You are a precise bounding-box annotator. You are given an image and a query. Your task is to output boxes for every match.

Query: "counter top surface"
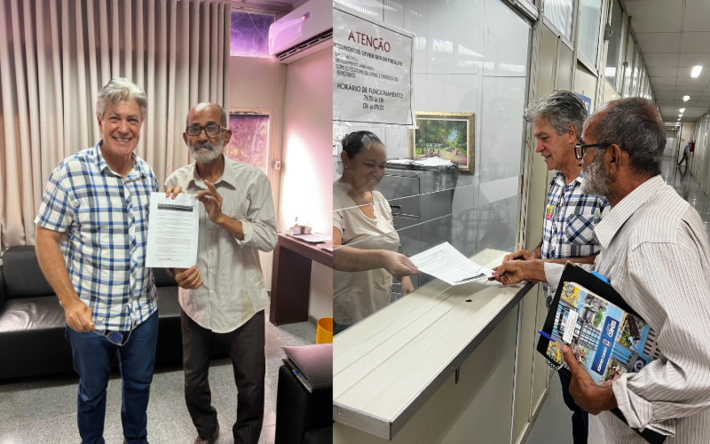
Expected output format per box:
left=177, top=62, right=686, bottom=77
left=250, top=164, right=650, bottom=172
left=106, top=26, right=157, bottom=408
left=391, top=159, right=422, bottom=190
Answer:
left=333, top=249, right=531, bottom=439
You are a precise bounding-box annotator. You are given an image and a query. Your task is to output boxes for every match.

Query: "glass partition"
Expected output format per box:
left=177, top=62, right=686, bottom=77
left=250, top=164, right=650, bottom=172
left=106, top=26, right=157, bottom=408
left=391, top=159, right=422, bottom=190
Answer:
left=622, top=33, right=635, bottom=97
left=639, top=68, right=647, bottom=99
left=333, top=0, right=530, bottom=203
left=577, top=0, right=603, bottom=67
left=544, top=0, right=575, bottom=42
left=230, top=11, right=275, bottom=57
left=604, top=0, right=623, bottom=88
left=630, top=46, right=641, bottom=97
left=333, top=0, right=531, bottom=334
left=333, top=195, right=520, bottom=332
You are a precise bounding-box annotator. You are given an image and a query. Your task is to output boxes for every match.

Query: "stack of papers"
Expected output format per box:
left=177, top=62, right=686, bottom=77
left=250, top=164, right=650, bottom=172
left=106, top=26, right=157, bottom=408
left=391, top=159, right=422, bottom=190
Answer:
left=386, top=159, right=415, bottom=165
left=386, top=158, right=455, bottom=168
left=288, top=233, right=331, bottom=244
left=411, top=157, right=454, bottom=167
left=410, top=242, right=493, bottom=286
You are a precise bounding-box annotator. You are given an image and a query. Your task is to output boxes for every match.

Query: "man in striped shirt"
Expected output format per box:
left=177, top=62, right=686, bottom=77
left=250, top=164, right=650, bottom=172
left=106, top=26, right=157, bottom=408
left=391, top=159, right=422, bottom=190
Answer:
left=165, top=103, right=277, bottom=444
left=494, top=98, right=710, bottom=443
left=505, top=90, right=610, bottom=444
left=35, top=79, right=163, bottom=444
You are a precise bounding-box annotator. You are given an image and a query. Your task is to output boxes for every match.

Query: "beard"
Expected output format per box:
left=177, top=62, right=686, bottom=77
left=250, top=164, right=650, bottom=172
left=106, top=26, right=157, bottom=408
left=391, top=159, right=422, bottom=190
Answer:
left=189, top=137, right=224, bottom=164
left=581, top=149, right=611, bottom=197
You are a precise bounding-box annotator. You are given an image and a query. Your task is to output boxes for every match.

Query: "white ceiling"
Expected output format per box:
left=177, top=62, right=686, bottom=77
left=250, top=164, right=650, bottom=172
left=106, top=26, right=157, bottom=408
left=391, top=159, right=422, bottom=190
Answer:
left=624, top=0, right=710, bottom=125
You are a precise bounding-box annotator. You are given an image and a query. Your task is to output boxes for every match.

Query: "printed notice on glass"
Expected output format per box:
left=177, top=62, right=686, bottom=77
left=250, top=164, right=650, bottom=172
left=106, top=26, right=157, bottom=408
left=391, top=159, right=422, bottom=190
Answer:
left=410, top=242, right=493, bottom=286
left=333, top=3, right=416, bottom=127
left=146, top=193, right=199, bottom=269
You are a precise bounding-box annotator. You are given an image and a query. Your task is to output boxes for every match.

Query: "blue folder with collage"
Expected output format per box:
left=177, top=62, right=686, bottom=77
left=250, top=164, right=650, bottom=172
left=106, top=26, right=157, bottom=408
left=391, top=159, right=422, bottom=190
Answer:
left=537, top=262, right=666, bottom=444
left=544, top=280, right=659, bottom=386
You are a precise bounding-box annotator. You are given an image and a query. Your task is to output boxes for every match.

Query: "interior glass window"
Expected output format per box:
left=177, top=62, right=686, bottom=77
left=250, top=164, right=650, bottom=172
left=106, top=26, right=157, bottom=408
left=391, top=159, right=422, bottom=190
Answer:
left=230, top=11, right=275, bottom=58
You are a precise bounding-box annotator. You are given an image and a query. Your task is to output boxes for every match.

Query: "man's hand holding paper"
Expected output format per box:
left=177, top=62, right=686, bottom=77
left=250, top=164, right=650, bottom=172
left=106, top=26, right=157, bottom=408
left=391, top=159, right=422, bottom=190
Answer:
left=490, top=260, right=546, bottom=285
left=174, top=266, right=204, bottom=290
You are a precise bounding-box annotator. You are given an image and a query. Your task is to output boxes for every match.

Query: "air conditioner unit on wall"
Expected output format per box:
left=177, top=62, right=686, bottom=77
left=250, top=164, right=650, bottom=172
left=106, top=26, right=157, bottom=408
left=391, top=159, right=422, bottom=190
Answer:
left=268, top=0, right=332, bottom=64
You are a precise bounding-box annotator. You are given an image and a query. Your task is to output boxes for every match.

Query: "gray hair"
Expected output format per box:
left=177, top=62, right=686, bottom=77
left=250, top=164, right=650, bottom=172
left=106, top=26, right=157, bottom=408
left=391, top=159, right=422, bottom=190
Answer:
left=589, top=97, right=665, bottom=178
left=524, top=90, right=587, bottom=138
left=95, top=78, right=148, bottom=121
left=186, top=103, right=228, bottom=128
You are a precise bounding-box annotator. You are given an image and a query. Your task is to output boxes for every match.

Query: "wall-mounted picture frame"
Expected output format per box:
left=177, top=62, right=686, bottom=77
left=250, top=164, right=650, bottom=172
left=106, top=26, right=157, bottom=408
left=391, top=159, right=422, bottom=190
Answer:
left=409, top=112, right=475, bottom=173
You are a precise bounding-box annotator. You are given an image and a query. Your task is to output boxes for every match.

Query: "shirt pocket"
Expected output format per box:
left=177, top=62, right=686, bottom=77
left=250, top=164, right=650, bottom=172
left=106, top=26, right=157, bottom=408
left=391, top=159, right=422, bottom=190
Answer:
left=221, top=192, right=247, bottom=221
left=564, top=210, right=598, bottom=245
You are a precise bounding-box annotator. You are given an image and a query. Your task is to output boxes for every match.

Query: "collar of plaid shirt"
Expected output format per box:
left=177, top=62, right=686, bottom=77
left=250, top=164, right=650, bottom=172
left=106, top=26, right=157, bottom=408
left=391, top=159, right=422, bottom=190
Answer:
left=542, top=170, right=605, bottom=260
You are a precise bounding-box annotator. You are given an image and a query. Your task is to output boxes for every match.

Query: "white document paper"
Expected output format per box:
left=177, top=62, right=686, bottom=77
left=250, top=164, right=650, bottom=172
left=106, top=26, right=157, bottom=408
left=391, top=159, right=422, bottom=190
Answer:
left=409, top=242, right=493, bottom=286
left=145, top=192, right=199, bottom=268
left=563, top=310, right=578, bottom=344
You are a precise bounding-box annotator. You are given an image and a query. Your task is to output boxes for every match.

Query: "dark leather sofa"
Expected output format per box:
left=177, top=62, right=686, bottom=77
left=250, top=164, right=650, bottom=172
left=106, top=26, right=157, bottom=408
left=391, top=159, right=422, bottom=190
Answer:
left=0, top=245, right=223, bottom=380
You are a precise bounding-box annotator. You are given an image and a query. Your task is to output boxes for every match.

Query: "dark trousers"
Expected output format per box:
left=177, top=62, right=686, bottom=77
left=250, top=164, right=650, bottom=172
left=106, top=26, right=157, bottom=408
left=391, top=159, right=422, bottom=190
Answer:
left=181, top=309, right=265, bottom=444
left=679, top=153, right=688, bottom=166
left=559, top=372, right=589, bottom=444
left=66, top=311, right=158, bottom=444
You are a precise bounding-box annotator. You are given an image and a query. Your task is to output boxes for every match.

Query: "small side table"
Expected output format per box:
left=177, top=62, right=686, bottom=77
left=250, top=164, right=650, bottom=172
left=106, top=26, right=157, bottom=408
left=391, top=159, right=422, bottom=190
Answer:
left=270, top=233, right=333, bottom=326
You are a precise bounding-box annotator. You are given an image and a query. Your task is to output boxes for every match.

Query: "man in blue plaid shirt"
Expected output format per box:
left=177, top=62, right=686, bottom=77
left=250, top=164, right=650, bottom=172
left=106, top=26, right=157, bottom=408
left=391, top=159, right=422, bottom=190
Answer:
left=34, top=79, right=175, bottom=444
left=495, top=91, right=610, bottom=444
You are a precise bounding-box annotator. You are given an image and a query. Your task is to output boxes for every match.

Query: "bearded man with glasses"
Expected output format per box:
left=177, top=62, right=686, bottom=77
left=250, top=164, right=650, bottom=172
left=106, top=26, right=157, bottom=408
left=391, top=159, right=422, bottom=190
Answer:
left=165, top=103, right=277, bottom=444
left=491, top=90, right=610, bottom=444
left=493, top=97, right=710, bottom=444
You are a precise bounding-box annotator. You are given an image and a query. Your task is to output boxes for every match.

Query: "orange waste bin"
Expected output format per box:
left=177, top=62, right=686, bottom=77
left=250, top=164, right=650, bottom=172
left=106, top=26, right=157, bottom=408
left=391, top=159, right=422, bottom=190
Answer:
left=316, top=317, right=333, bottom=344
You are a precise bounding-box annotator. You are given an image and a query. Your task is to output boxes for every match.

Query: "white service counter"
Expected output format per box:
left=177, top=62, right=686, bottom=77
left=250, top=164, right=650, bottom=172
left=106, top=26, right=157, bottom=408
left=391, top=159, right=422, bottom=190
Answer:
left=333, top=249, right=534, bottom=442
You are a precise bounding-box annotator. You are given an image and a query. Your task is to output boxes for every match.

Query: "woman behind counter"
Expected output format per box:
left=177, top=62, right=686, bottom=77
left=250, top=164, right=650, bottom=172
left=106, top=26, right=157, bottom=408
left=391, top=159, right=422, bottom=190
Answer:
left=333, top=131, right=420, bottom=334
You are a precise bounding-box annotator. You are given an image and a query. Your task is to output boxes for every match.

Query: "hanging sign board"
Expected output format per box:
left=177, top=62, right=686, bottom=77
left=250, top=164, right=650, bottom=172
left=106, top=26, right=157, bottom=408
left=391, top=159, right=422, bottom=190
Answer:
left=333, top=4, right=416, bottom=127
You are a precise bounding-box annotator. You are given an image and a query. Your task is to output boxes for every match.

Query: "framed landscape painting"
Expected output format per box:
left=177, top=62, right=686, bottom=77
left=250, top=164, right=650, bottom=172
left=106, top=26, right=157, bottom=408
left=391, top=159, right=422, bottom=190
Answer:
left=410, top=112, right=475, bottom=173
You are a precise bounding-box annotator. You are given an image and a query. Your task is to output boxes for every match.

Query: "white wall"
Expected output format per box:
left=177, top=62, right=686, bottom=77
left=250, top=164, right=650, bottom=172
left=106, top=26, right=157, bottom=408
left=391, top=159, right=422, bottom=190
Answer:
left=281, top=46, right=334, bottom=319
left=678, top=123, right=693, bottom=172
left=310, top=262, right=334, bottom=321
left=229, top=47, right=333, bottom=321
left=281, top=47, right=333, bottom=234
left=665, top=137, right=676, bottom=157
left=691, top=115, right=709, bottom=190
left=229, top=54, right=288, bottom=291
left=230, top=56, right=282, bottom=109
left=574, top=65, right=598, bottom=111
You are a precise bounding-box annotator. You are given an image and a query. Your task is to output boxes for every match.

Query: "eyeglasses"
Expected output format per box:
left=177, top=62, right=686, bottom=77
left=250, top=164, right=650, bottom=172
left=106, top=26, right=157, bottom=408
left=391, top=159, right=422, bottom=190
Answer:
left=573, top=142, right=629, bottom=160
left=93, top=318, right=134, bottom=346
left=185, top=124, right=226, bottom=137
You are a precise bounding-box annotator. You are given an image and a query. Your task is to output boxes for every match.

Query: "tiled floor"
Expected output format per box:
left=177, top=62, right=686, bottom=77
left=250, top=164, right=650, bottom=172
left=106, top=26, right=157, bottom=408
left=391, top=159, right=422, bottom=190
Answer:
left=0, top=307, right=317, bottom=444
left=524, top=374, right=573, bottom=444
left=524, top=155, right=710, bottom=444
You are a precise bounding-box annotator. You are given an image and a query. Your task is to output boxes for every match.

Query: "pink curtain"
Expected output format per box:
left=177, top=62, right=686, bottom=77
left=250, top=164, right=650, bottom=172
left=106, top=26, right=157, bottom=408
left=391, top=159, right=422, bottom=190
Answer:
left=0, top=0, right=231, bottom=261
